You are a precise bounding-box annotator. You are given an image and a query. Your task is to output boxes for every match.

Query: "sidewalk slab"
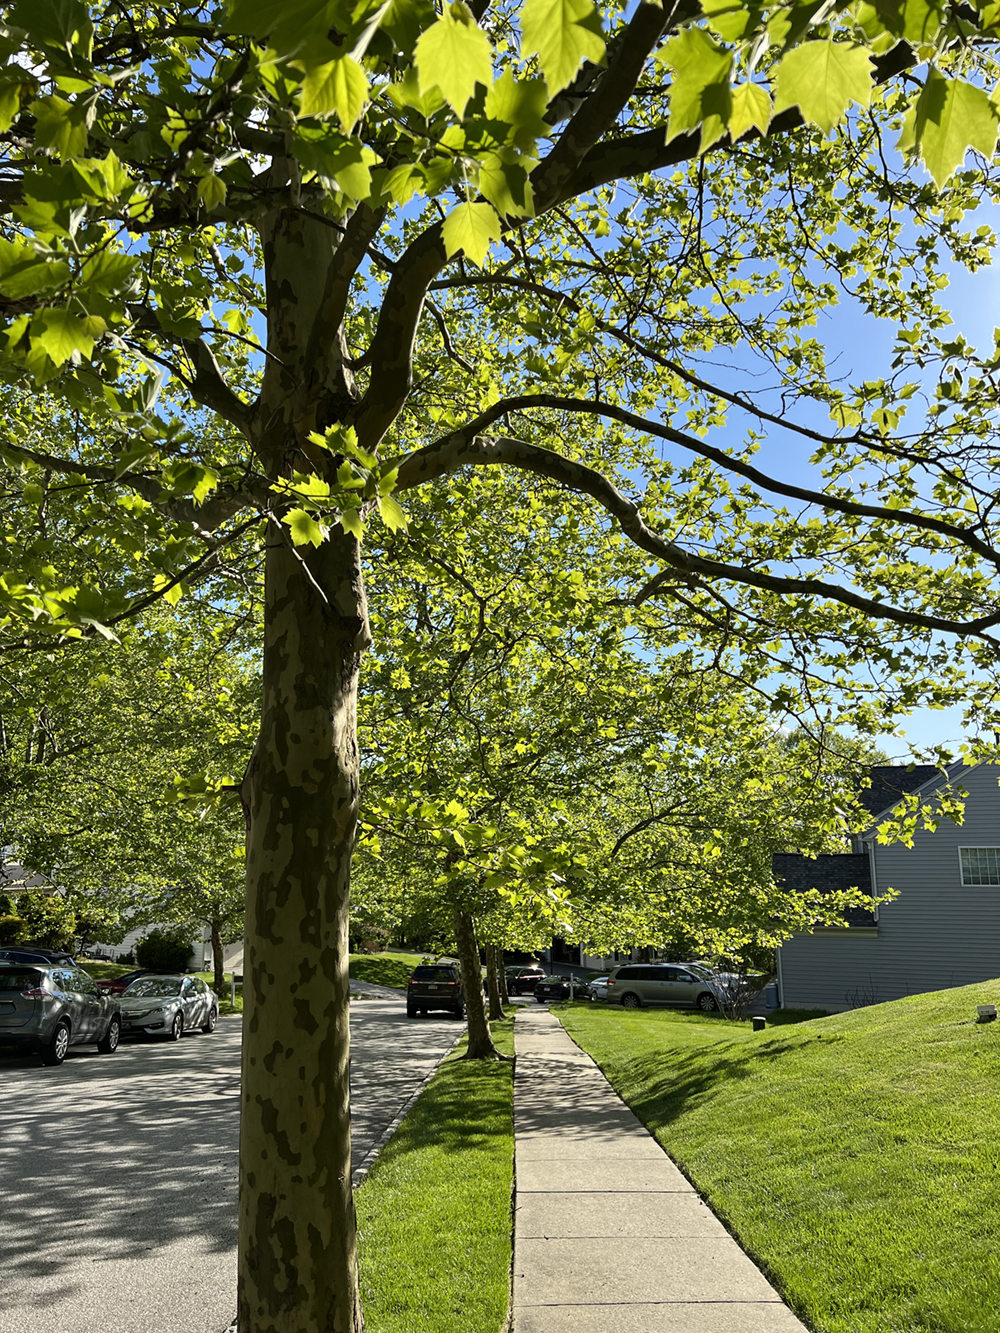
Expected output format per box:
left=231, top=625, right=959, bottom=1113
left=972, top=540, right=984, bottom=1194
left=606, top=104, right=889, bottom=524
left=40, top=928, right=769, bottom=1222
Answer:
left=512, top=1008, right=808, bottom=1333
left=515, top=1191, right=730, bottom=1239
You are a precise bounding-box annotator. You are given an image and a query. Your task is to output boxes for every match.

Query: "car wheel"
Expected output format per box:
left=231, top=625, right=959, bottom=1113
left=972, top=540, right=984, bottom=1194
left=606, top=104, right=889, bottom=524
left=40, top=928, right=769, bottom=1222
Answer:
left=620, top=992, right=641, bottom=1009
left=201, top=1008, right=218, bottom=1034
left=696, top=992, right=719, bottom=1012
left=97, top=1017, right=121, bottom=1054
left=168, top=1012, right=184, bottom=1041
left=406, top=1003, right=417, bottom=1018
left=42, top=1020, right=71, bottom=1066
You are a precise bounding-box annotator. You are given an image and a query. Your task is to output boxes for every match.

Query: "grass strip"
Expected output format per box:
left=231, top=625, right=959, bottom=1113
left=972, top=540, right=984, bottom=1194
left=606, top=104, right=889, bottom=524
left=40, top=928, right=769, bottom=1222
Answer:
left=350, top=950, right=429, bottom=989
left=357, top=1018, right=514, bottom=1333
left=560, top=986, right=1000, bottom=1333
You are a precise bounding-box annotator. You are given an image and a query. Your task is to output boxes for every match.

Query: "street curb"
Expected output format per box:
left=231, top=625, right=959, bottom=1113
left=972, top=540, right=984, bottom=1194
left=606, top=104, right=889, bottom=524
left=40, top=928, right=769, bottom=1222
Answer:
left=351, top=1026, right=463, bottom=1188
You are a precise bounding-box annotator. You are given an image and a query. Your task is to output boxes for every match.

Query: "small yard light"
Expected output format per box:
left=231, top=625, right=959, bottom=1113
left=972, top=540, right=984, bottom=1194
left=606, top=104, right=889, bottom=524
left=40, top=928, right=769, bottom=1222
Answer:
left=976, top=1004, right=997, bottom=1023
left=752, top=1016, right=767, bottom=1033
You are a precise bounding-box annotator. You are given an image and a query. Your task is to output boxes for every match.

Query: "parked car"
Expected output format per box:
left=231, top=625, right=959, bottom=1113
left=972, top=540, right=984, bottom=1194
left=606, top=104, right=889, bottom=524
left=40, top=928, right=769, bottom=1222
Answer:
left=0, top=946, right=75, bottom=966
left=0, top=961, right=121, bottom=1065
left=118, top=974, right=219, bottom=1040
left=606, top=963, right=721, bottom=1011
left=95, top=969, right=156, bottom=995
left=505, top=963, right=546, bottom=995
left=533, top=975, right=588, bottom=1003
left=587, top=976, right=610, bottom=1002
left=406, top=963, right=465, bottom=1018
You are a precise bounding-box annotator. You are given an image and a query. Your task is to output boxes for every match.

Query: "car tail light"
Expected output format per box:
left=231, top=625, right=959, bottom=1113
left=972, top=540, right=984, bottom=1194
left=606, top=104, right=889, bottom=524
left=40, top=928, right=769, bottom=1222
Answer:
left=607, top=980, right=616, bottom=987
left=20, top=987, right=46, bottom=999
left=407, top=980, right=417, bottom=987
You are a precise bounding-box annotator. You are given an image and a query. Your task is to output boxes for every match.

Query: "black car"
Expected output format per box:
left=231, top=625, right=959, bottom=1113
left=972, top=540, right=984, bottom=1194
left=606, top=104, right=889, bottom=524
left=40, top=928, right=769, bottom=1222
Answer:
left=406, top=963, right=465, bottom=1018
left=0, top=946, right=76, bottom=966
left=505, top=964, right=546, bottom=995
left=533, top=975, right=587, bottom=1003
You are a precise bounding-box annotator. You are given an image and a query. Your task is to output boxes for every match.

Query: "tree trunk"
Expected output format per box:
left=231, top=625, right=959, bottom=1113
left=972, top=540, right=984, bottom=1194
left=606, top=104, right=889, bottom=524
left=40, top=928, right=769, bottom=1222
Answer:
left=485, top=942, right=503, bottom=1021
left=453, top=905, right=500, bottom=1059
left=238, top=529, right=369, bottom=1333
left=499, top=952, right=510, bottom=1006
left=211, top=917, right=225, bottom=996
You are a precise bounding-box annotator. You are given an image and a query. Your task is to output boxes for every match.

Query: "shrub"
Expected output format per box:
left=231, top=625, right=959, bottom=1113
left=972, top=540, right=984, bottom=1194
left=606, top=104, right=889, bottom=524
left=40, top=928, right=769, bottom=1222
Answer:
left=0, top=914, right=27, bottom=944
left=136, top=926, right=194, bottom=973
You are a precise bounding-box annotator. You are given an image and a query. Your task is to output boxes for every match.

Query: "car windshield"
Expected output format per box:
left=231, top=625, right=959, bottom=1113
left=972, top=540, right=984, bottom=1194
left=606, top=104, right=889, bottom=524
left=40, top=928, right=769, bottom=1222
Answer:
left=412, top=966, right=455, bottom=981
left=123, top=977, right=183, bottom=997
left=0, top=968, right=42, bottom=991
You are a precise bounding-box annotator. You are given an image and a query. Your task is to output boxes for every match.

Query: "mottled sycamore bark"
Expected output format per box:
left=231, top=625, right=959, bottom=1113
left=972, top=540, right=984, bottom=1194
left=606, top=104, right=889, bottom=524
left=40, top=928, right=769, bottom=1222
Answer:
left=486, top=943, right=503, bottom=1021
left=499, top=956, right=510, bottom=1006
left=211, top=917, right=225, bottom=996
left=238, top=525, right=369, bottom=1332
left=453, top=906, right=501, bottom=1059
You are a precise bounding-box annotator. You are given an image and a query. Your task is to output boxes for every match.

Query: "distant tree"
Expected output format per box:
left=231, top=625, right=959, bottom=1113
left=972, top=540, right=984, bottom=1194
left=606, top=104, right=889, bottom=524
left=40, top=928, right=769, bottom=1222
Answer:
left=136, top=925, right=194, bottom=973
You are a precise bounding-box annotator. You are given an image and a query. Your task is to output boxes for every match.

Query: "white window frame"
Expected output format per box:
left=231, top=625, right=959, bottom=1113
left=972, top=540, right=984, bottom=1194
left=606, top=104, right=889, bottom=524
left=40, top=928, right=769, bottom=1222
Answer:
left=958, top=846, right=1000, bottom=887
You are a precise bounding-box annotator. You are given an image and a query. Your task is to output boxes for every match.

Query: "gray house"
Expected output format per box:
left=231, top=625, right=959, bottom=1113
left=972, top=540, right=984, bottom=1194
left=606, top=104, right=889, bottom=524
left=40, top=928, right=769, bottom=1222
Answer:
left=776, top=760, right=1000, bottom=1012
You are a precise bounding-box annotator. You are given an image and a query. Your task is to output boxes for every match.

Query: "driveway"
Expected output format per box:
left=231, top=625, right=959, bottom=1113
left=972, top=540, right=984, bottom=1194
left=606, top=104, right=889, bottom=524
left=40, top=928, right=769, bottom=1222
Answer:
left=0, top=1000, right=461, bottom=1333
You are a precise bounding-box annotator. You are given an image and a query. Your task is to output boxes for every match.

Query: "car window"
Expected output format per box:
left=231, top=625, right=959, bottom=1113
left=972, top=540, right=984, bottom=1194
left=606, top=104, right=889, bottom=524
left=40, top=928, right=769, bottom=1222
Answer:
left=124, top=977, right=184, bottom=997
left=616, top=966, right=638, bottom=979
left=0, top=968, right=42, bottom=991
left=674, top=971, right=696, bottom=983
left=74, top=970, right=100, bottom=996
left=193, top=977, right=207, bottom=993
left=411, top=966, right=456, bottom=981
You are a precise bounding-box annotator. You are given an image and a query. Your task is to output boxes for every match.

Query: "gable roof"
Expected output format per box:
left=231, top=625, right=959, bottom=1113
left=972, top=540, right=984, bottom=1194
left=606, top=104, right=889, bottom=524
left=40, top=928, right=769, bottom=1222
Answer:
left=858, top=764, right=943, bottom=820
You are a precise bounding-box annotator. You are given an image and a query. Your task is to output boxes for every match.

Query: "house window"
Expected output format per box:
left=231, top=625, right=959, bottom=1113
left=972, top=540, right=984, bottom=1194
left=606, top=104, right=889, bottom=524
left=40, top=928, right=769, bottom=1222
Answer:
left=960, top=847, right=1000, bottom=886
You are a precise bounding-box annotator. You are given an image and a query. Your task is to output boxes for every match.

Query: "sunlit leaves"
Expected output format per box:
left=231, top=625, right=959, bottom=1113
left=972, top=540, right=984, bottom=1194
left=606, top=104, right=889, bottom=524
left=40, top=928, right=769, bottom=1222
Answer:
left=898, top=71, right=1000, bottom=189
left=660, top=27, right=733, bottom=150
left=283, top=508, right=328, bottom=547
left=728, top=82, right=772, bottom=141
left=30, top=94, right=92, bottom=159
left=520, top=0, right=605, bottom=96
left=442, top=201, right=502, bottom=265
left=299, top=55, right=370, bottom=133
left=414, top=2, right=494, bottom=116
left=773, top=41, right=873, bottom=134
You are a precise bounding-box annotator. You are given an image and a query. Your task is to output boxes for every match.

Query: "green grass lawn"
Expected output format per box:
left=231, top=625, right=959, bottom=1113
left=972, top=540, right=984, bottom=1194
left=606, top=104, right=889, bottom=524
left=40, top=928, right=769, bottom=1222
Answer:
left=560, top=985, right=1000, bottom=1333
left=350, top=950, right=429, bottom=989
left=356, top=1019, right=514, bottom=1333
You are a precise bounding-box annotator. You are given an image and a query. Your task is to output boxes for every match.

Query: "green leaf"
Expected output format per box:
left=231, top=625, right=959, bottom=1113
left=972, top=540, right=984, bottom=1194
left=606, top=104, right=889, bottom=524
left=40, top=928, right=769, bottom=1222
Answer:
left=283, top=508, right=328, bottom=547
left=415, top=2, right=494, bottom=116
left=521, top=0, right=605, bottom=96
left=294, top=131, right=376, bottom=200
left=340, top=506, right=364, bottom=539
left=197, top=173, right=228, bottom=211
left=441, top=201, right=502, bottom=267
left=772, top=41, right=873, bottom=136
left=381, top=0, right=437, bottom=55
left=9, top=0, right=93, bottom=56
left=0, top=239, right=70, bottom=299
left=898, top=71, right=1000, bottom=190
left=377, top=494, right=408, bottom=532
left=728, top=82, right=772, bottom=142
left=871, top=0, right=944, bottom=44
left=478, top=150, right=534, bottom=218
left=484, top=70, right=548, bottom=148
left=31, top=309, right=96, bottom=365
left=661, top=28, right=732, bottom=150
left=30, top=94, right=92, bottom=159
left=80, top=250, right=138, bottom=296
left=300, top=56, right=369, bottom=133
left=0, top=79, right=29, bottom=133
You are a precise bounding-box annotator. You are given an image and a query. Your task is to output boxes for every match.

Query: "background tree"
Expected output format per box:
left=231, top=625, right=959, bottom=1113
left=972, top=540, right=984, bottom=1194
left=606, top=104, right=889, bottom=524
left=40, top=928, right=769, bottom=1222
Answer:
left=2, top=1, right=1000, bottom=1328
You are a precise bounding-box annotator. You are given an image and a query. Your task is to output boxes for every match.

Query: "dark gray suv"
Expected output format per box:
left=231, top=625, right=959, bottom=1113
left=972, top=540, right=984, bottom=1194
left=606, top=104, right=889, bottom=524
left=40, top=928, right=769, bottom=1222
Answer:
left=0, top=962, right=122, bottom=1065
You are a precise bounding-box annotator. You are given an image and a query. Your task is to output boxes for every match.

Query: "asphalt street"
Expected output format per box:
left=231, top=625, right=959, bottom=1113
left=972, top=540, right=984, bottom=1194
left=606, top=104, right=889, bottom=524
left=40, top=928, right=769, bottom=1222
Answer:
left=0, top=998, right=462, bottom=1333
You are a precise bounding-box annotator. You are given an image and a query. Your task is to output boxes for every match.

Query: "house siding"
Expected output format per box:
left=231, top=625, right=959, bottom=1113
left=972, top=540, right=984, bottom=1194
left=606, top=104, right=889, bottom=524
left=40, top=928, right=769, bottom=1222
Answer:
left=778, top=761, right=1000, bottom=1012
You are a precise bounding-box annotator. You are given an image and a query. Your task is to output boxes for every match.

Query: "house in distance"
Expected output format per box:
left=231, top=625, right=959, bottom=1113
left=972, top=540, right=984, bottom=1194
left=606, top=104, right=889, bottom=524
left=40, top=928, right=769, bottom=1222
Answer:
left=775, top=761, right=1000, bottom=1012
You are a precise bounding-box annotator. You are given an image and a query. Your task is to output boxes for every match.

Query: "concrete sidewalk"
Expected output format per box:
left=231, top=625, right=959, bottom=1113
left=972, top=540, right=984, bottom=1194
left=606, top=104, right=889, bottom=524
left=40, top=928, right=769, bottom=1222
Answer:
left=512, top=1007, right=808, bottom=1332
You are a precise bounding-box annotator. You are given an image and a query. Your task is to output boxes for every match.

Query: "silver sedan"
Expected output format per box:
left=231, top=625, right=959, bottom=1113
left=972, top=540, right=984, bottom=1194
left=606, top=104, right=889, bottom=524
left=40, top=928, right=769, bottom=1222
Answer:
left=119, top=974, right=219, bottom=1040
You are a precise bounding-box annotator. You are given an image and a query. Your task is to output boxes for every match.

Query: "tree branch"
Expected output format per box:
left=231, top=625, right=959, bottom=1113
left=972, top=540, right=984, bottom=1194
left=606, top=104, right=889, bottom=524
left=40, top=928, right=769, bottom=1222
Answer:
left=393, top=429, right=1000, bottom=643
left=397, top=393, right=1000, bottom=573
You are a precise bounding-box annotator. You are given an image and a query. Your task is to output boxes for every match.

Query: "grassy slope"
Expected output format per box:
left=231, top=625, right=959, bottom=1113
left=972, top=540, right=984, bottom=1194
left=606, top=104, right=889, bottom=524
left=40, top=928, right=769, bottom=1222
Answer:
left=357, top=1019, right=514, bottom=1333
left=350, top=950, right=429, bottom=989
left=561, top=984, right=1000, bottom=1333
